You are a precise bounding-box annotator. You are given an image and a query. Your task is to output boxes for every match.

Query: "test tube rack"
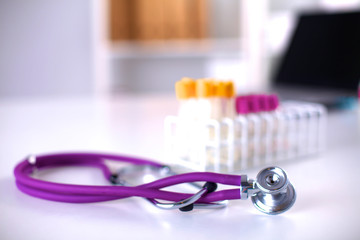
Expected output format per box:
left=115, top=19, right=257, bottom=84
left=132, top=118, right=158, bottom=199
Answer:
left=164, top=101, right=327, bottom=173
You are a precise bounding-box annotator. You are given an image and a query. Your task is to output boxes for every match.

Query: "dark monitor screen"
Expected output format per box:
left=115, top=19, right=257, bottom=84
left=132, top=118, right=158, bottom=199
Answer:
left=274, top=10, right=360, bottom=91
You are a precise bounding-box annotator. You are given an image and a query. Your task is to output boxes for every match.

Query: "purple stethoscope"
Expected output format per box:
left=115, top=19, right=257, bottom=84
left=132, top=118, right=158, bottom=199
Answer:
left=14, top=152, right=296, bottom=215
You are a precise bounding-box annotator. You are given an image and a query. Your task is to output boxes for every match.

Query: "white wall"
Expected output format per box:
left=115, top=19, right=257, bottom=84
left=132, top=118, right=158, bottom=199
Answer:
left=0, top=0, right=94, bottom=99
left=208, top=0, right=240, bottom=39
left=111, top=57, right=207, bottom=93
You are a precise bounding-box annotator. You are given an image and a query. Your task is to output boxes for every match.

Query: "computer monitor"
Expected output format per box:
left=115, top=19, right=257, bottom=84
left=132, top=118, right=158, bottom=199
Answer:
left=274, top=10, right=360, bottom=93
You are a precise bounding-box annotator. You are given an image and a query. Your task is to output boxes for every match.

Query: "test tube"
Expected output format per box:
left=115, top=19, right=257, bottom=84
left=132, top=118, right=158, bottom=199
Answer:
left=217, top=82, right=234, bottom=145
left=246, top=95, right=262, bottom=167
left=276, top=100, right=299, bottom=160
left=235, top=95, right=261, bottom=168
left=216, top=80, right=236, bottom=171
left=195, top=79, right=219, bottom=171
left=196, top=78, right=215, bottom=122
left=175, top=78, right=197, bottom=161
left=175, top=77, right=196, bottom=119
left=258, top=95, right=276, bottom=163
left=218, top=81, right=236, bottom=119
left=234, top=96, right=249, bottom=170
left=270, top=95, right=293, bottom=161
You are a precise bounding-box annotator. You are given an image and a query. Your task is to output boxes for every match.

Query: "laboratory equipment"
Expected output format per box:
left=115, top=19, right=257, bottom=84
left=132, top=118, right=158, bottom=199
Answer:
left=165, top=79, right=327, bottom=173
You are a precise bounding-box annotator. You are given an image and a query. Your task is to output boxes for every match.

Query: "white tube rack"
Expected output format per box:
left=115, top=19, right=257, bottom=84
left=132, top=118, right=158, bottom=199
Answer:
left=164, top=101, right=327, bottom=173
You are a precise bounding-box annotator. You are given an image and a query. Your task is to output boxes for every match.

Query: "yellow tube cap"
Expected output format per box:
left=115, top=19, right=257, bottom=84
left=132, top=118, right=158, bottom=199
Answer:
left=196, top=78, right=215, bottom=98
left=175, top=77, right=196, bottom=99
left=216, top=81, right=235, bottom=98
left=224, top=81, right=235, bottom=98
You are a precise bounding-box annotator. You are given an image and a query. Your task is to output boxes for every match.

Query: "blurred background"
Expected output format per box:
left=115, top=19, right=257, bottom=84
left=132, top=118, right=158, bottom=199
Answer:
left=0, top=0, right=360, bottom=99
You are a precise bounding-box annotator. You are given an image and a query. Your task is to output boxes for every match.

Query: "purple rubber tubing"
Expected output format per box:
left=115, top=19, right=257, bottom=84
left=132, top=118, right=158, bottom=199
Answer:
left=14, top=152, right=241, bottom=204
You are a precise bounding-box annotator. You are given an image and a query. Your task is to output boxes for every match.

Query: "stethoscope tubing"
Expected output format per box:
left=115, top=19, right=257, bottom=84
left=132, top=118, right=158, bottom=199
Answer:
left=14, top=153, right=242, bottom=204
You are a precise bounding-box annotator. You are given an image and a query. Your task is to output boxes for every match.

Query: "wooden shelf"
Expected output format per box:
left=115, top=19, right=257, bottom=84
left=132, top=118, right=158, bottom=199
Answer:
left=109, top=0, right=208, bottom=41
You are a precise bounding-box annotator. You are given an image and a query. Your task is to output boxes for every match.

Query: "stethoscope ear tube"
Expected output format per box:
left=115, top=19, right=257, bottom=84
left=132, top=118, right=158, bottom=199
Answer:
left=14, top=154, right=241, bottom=204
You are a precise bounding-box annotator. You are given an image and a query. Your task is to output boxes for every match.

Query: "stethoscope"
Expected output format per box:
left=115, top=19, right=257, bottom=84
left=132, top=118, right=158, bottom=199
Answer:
left=14, top=152, right=296, bottom=215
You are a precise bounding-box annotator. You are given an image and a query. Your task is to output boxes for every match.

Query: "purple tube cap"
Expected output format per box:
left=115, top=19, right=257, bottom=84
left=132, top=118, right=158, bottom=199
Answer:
left=268, top=94, right=279, bottom=111
left=235, top=96, right=250, bottom=114
left=259, top=95, right=270, bottom=111
left=247, top=95, right=261, bottom=113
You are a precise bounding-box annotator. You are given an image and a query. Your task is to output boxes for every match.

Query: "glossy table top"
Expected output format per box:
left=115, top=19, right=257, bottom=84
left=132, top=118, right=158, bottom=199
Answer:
left=1, top=95, right=359, bottom=240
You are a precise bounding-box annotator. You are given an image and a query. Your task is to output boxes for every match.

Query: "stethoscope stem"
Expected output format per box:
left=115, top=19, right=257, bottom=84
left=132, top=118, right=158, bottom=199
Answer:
left=151, top=182, right=224, bottom=211
left=112, top=170, right=227, bottom=211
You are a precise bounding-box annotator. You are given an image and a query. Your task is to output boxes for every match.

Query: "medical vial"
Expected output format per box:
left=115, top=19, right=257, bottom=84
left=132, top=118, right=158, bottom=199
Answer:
left=234, top=97, right=249, bottom=170
left=258, top=95, right=276, bottom=164
left=175, top=77, right=197, bottom=161
left=235, top=95, right=261, bottom=168
left=216, top=81, right=236, bottom=172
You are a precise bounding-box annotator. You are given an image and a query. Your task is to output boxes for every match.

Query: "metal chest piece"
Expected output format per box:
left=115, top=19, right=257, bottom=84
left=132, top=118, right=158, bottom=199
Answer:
left=251, top=167, right=296, bottom=215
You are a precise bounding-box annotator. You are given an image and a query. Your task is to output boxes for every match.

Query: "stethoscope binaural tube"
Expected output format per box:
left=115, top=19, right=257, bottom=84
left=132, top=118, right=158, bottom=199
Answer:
left=14, top=153, right=241, bottom=204
left=14, top=152, right=296, bottom=214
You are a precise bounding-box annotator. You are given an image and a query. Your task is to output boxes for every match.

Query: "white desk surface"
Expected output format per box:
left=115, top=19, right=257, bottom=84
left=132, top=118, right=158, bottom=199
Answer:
left=1, top=95, right=360, bottom=240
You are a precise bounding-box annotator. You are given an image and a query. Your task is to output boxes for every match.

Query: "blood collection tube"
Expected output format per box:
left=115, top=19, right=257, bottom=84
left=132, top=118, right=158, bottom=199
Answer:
left=175, top=77, right=196, bottom=160
left=214, top=81, right=235, bottom=139
left=271, top=94, right=297, bottom=160
left=234, top=96, right=250, bottom=169
left=196, top=78, right=215, bottom=122
left=246, top=95, right=262, bottom=166
left=258, top=94, right=280, bottom=162
left=195, top=79, right=219, bottom=170
left=235, top=95, right=261, bottom=168
left=264, top=94, right=283, bottom=160
left=258, top=95, right=272, bottom=162
left=215, top=81, right=236, bottom=171
left=175, top=77, right=196, bottom=119
left=218, top=81, right=236, bottom=119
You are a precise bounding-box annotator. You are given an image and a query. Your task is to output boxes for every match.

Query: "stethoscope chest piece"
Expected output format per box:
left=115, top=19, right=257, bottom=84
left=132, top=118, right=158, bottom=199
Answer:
left=251, top=167, right=296, bottom=215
